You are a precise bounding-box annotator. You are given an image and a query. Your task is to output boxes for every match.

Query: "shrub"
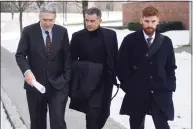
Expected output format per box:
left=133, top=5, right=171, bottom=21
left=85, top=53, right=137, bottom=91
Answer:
left=127, top=21, right=185, bottom=33
left=127, top=22, right=142, bottom=31
left=157, top=21, right=185, bottom=33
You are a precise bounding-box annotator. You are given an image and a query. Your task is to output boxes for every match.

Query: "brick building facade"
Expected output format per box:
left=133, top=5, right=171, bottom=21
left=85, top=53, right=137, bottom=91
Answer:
left=122, top=2, right=189, bottom=29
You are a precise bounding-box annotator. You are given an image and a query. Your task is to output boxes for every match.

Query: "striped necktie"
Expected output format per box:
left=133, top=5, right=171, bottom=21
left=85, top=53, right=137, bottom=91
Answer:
left=45, top=31, right=52, bottom=56
left=147, top=37, right=152, bottom=48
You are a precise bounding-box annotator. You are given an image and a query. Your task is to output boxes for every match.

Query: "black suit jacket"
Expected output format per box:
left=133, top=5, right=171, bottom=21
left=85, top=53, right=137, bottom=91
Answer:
left=116, top=29, right=177, bottom=120
left=15, top=22, right=71, bottom=91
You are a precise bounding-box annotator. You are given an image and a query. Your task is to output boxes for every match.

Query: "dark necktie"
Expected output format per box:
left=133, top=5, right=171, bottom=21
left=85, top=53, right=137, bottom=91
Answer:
left=45, top=31, right=51, bottom=55
left=147, top=37, right=152, bottom=48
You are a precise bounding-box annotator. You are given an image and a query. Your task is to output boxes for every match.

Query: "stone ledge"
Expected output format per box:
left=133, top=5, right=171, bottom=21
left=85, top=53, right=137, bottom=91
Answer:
left=1, top=87, right=27, bottom=129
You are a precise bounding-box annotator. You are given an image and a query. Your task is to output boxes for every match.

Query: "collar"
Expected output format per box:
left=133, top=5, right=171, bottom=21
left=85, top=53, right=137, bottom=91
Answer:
left=40, top=23, right=52, bottom=33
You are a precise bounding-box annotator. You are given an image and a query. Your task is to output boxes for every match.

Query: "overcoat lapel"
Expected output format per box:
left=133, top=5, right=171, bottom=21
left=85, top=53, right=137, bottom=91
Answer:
left=138, top=29, right=164, bottom=60
left=100, top=29, right=114, bottom=74
left=35, top=22, right=47, bottom=59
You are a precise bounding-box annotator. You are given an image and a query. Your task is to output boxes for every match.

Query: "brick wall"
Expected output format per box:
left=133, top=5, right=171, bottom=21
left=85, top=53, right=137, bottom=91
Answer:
left=122, top=2, right=189, bottom=29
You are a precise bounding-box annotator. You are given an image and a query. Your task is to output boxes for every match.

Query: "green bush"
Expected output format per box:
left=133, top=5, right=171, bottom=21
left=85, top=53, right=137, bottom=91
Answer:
left=103, top=26, right=127, bottom=30
left=127, top=21, right=185, bottom=33
left=127, top=22, right=142, bottom=31
left=157, top=21, right=185, bottom=33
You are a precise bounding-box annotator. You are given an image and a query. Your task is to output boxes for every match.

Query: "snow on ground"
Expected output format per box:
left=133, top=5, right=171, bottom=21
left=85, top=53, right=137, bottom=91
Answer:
left=111, top=51, right=191, bottom=129
left=1, top=102, right=13, bottom=129
left=1, top=23, right=189, bottom=53
left=162, top=31, right=190, bottom=48
left=110, top=29, right=190, bottom=49
left=1, top=12, right=191, bottom=129
left=1, top=12, right=189, bottom=52
left=1, top=11, right=122, bottom=26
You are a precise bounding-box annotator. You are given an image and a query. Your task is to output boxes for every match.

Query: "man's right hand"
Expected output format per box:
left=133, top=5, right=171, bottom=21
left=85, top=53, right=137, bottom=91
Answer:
left=25, top=71, right=35, bottom=86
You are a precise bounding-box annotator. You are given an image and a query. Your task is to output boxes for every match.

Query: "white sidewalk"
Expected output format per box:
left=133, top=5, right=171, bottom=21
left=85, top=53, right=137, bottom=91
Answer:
left=1, top=102, right=13, bottom=129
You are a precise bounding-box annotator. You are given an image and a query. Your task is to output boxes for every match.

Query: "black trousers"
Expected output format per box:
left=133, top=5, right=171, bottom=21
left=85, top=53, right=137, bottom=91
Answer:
left=26, top=83, right=68, bottom=129
left=129, top=94, right=170, bottom=129
left=85, top=82, right=109, bottom=129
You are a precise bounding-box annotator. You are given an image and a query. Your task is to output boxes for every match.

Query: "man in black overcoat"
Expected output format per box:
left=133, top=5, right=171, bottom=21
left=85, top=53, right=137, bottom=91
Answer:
left=116, top=6, right=177, bottom=129
left=15, top=3, right=71, bottom=129
left=69, top=7, right=118, bottom=129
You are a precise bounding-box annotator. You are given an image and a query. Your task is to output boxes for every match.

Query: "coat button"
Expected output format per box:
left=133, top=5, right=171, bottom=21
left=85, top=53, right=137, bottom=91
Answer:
left=150, top=62, right=152, bottom=64
left=146, top=54, right=148, bottom=57
left=151, top=91, right=154, bottom=93
left=150, top=76, right=153, bottom=79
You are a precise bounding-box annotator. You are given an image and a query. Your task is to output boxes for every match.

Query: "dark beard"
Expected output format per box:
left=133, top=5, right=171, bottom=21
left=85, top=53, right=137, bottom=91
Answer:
left=143, top=27, right=155, bottom=36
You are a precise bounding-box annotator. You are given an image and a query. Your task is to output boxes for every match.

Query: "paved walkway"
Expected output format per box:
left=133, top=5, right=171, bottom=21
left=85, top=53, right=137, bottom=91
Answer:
left=1, top=102, right=13, bottom=129
left=174, top=45, right=191, bottom=54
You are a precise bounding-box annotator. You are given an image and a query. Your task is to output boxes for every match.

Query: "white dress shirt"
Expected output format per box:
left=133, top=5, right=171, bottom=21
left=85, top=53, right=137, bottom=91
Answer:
left=142, top=30, right=156, bottom=44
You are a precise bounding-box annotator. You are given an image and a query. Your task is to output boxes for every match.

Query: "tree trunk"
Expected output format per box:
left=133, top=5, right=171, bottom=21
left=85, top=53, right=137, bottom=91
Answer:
left=82, top=1, right=88, bottom=28
left=62, top=1, right=64, bottom=26
left=12, top=12, right=14, bottom=19
left=19, top=11, right=23, bottom=35
left=82, top=9, right=86, bottom=28
left=65, top=2, right=68, bottom=22
left=36, top=1, right=44, bottom=9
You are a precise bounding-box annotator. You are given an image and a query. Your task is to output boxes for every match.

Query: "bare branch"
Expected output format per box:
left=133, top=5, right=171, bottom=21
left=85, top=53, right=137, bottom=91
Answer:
left=36, top=1, right=45, bottom=9
left=10, top=2, right=20, bottom=11
left=75, top=0, right=82, bottom=4
left=9, top=1, right=33, bottom=12
left=22, top=2, right=34, bottom=11
left=74, top=1, right=82, bottom=13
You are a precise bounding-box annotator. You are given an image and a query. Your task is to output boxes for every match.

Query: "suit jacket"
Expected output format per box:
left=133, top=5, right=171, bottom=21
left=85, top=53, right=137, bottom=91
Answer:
left=15, top=22, right=71, bottom=91
left=116, top=29, right=177, bottom=120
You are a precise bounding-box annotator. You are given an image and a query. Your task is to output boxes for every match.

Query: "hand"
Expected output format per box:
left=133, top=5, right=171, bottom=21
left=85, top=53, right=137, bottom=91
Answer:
left=25, top=71, right=35, bottom=86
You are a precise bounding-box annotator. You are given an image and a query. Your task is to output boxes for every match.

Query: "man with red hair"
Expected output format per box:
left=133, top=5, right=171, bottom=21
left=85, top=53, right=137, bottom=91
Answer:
left=116, top=6, right=177, bottom=129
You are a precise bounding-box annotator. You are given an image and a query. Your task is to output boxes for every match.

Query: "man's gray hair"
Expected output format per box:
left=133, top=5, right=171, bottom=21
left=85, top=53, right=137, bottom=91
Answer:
left=85, top=7, right=102, bottom=19
left=39, top=2, right=57, bottom=14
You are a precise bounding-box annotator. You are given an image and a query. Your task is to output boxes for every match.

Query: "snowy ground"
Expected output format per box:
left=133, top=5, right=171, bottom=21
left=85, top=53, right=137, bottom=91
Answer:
left=1, top=12, right=191, bottom=129
left=0, top=24, right=189, bottom=53
left=1, top=102, right=13, bottom=129
left=1, top=12, right=189, bottom=52
left=1, top=11, right=122, bottom=26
